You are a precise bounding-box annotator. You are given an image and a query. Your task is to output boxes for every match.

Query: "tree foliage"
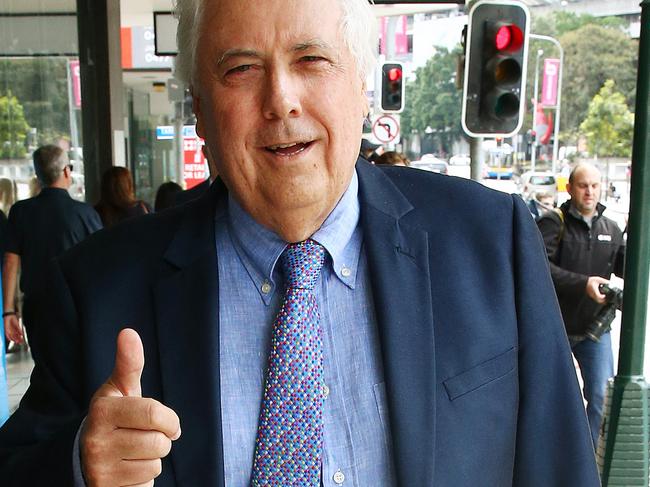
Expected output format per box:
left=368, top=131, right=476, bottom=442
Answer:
left=526, top=13, right=637, bottom=143
left=579, top=80, right=633, bottom=158
left=0, top=92, right=31, bottom=159
left=401, top=46, right=463, bottom=155
left=0, top=58, right=71, bottom=146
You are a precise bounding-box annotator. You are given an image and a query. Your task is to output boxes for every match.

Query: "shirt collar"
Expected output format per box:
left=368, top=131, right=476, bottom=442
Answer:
left=223, top=170, right=362, bottom=304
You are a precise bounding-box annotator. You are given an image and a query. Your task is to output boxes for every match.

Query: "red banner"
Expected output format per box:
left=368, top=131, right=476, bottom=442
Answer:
left=541, top=58, right=560, bottom=107
left=69, top=60, right=81, bottom=108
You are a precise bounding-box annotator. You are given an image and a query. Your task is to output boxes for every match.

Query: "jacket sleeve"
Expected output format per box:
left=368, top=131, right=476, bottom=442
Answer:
left=536, top=212, right=589, bottom=298
left=511, top=196, right=601, bottom=486
left=0, top=258, right=86, bottom=485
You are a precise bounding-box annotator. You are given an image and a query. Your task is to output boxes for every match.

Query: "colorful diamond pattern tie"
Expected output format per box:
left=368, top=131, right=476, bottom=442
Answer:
left=251, top=239, right=326, bottom=487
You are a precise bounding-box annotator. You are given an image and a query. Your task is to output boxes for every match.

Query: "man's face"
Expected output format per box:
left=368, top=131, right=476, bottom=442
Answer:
left=567, top=166, right=602, bottom=216
left=192, top=0, right=368, bottom=241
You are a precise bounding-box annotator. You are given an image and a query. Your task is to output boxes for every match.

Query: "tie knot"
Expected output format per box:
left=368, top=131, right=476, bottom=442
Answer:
left=281, top=239, right=325, bottom=290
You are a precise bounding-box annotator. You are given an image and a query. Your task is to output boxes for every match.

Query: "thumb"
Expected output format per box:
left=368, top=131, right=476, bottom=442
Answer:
left=107, top=328, right=144, bottom=397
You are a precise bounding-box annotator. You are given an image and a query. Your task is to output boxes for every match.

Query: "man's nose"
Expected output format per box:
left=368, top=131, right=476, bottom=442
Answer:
left=262, top=69, right=303, bottom=120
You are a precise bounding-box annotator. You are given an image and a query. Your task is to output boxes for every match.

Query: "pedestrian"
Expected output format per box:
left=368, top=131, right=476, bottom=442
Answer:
left=154, top=181, right=183, bottom=212
left=2, top=145, right=102, bottom=362
left=360, top=138, right=381, bottom=163
left=0, top=1, right=599, bottom=485
left=375, top=151, right=410, bottom=167
left=0, top=178, right=17, bottom=354
left=95, top=166, right=151, bottom=228
left=537, top=162, right=625, bottom=449
left=527, top=191, right=554, bottom=220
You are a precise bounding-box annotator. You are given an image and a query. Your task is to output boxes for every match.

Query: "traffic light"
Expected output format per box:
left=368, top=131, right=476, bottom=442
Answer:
left=380, top=62, right=405, bottom=113
left=461, top=0, right=530, bottom=137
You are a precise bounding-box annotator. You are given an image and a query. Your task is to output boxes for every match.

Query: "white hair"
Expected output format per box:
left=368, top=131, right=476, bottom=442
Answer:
left=173, top=0, right=377, bottom=86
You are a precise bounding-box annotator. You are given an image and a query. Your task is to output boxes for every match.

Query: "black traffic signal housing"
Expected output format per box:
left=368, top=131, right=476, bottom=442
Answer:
left=461, top=0, right=530, bottom=137
left=380, top=62, right=405, bottom=113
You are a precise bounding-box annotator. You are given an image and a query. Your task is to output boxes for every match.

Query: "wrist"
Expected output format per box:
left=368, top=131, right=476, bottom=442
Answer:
left=2, top=310, right=17, bottom=317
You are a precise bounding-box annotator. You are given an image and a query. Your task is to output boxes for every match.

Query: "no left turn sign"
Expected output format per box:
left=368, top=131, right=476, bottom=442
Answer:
left=372, top=115, right=400, bottom=144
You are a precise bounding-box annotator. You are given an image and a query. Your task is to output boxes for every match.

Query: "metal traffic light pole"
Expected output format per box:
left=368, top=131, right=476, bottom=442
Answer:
left=529, top=33, right=564, bottom=174
left=599, top=0, right=650, bottom=484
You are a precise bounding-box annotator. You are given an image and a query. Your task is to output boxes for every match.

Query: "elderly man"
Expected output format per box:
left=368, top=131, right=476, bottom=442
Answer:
left=0, top=1, right=598, bottom=486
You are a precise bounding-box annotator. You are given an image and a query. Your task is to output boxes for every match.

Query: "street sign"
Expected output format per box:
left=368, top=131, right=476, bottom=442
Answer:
left=372, top=114, right=400, bottom=143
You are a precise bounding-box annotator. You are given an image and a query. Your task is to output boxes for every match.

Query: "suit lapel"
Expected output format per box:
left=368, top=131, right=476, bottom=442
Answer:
left=153, top=184, right=225, bottom=486
left=357, top=161, right=436, bottom=485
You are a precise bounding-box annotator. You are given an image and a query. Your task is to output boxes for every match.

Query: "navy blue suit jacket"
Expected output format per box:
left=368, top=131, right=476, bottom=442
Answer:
left=0, top=160, right=599, bottom=486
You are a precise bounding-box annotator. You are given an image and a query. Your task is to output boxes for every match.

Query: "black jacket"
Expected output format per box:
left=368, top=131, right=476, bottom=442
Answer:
left=537, top=200, right=625, bottom=335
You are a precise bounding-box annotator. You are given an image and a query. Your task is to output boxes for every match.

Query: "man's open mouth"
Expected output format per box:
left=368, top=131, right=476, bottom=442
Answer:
left=265, top=141, right=313, bottom=156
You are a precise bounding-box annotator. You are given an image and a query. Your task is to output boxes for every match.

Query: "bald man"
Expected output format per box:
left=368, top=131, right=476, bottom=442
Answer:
left=537, top=162, right=625, bottom=448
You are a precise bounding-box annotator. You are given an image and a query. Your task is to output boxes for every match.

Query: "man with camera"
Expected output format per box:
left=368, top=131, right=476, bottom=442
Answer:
left=538, top=162, right=625, bottom=449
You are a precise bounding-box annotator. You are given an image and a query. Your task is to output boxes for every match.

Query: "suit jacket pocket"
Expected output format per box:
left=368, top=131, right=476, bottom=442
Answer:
left=443, top=347, right=516, bottom=401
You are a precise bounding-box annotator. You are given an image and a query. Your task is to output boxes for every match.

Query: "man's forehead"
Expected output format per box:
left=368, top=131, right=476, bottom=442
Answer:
left=198, top=0, right=344, bottom=50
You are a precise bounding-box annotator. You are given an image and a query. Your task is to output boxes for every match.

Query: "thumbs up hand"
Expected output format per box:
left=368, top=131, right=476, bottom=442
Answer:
left=80, top=329, right=181, bottom=487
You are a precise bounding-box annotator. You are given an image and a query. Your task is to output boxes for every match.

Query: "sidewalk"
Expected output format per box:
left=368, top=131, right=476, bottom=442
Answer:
left=5, top=347, right=33, bottom=414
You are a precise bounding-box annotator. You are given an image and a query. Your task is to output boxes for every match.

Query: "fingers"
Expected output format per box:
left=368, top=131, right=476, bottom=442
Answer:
left=83, top=458, right=162, bottom=487
left=89, top=396, right=181, bottom=439
left=111, top=429, right=173, bottom=460
left=586, top=276, right=608, bottom=304
left=106, top=328, right=145, bottom=397
left=4, top=316, right=24, bottom=343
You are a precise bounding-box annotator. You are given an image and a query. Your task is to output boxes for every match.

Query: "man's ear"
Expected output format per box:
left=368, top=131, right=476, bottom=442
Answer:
left=192, top=87, right=205, bottom=139
left=360, top=80, right=369, bottom=118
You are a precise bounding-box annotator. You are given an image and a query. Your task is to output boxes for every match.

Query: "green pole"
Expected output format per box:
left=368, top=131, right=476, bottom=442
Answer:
left=600, top=1, right=650, bottom=484
left=617, top=0, right=650, bottom=378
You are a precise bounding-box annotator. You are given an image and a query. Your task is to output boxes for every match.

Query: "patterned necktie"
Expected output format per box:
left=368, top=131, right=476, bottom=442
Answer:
left=251, top=239, right=326, bottom=487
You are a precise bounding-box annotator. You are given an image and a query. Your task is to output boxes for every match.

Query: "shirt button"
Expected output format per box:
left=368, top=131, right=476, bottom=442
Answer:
left=333, top=470, right=345, bottom=485
left=341, top=266, right=351, bottom=278
left=261, top=281, right=272, bottom=294
left=323, top=384, right=330, bottom=399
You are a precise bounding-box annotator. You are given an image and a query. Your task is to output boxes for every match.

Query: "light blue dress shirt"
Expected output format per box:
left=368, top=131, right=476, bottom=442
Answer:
left=217, top=171, right=395, bottom=486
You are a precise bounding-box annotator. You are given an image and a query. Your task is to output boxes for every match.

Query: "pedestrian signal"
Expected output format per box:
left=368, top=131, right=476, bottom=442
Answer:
left=461, top=0, right=530, bottom=137
left=380, top=62, right=405, bottom=113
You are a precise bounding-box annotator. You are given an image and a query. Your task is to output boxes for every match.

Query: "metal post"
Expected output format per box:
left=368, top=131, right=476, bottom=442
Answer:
left=469, top=136, right=484, bottom=181
left=530, top=34, right=564, bottom=174
left=530, top=49, right=543, bottom=172
left=599, top=1, right=650, bottom=483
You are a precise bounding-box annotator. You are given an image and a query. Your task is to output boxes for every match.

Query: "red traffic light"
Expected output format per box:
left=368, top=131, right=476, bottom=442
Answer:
left=495, top=24, right=524, bottom=53
left=388, top=67, right=402, bottom=82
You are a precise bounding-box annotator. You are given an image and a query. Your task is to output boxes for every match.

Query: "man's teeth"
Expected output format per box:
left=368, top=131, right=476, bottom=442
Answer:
left=269, top=142, right=301, bottom=150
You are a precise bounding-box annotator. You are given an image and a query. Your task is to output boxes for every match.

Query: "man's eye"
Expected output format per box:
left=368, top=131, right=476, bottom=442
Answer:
left=227, top=65, right=253, bottom=75
left=301, top=56, right=326, bottom=63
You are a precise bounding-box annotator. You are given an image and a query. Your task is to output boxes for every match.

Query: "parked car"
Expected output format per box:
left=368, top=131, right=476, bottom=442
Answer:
left=519, top=171, right=557, bottom=202
left=411, top=155, right=449, bottom=175
left=449, top=153, right=471, bottom=166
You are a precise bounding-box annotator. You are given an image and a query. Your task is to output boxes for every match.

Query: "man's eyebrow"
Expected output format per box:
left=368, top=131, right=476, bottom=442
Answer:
left=216, top=49, right=262, bottom=67
left=292, top=40, right=334, bottom=53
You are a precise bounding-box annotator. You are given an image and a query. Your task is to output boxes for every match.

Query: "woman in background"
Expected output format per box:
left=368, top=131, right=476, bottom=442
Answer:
left=95, top=167, right=151, bottom=228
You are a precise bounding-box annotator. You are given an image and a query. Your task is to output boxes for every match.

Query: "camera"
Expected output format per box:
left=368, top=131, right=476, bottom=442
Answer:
left=585, top=283, right=623, bottom=342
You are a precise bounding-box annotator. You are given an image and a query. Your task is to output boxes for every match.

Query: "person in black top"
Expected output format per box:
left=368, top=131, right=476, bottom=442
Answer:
left=537, top=162, right=625, bottom=448
left=95, top=167, right=152, bottom=228
left=2, top=145, right=102, bottom=361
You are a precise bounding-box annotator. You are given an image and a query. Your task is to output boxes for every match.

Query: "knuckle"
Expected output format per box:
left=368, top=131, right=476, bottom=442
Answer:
left=151, top=432, right=171, bottom=456
left=145, top=398, right=162, bottom=426
left=151, top=458, right=163, bottom=479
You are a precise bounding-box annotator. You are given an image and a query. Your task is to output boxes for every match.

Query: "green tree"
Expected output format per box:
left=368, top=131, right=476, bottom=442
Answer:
left=0, top=92, right=30, bottom=159
left=525, top=15, right=637, bottom=144
left=0, top=58, right=71, bottom=145
left=579, top=80, right=634, bottom=158
left=401, top=46, right=463, bottom=155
